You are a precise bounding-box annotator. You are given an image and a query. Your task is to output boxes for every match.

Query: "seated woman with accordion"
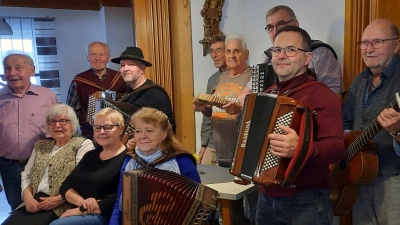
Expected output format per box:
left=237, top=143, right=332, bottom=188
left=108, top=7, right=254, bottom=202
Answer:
left=109, top=107, right=200, bottom=225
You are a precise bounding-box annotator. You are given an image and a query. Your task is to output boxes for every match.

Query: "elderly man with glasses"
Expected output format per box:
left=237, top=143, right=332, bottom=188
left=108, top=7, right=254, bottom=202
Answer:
left=343, top=19, right=400, bottom=225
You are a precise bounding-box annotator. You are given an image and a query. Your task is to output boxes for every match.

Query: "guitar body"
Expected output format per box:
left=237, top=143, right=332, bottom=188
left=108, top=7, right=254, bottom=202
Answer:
left=329, top=130, right=379, bottom=216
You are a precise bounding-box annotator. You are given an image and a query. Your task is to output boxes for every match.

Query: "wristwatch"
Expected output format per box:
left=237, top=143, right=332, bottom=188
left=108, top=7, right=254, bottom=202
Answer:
left=79, top=205, right=88, bottom=215
left=389, top=131, right=400, bottom=138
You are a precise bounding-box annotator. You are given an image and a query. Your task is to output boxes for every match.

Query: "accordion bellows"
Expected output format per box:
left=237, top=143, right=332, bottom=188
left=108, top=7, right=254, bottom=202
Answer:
left=123, top=168, right=218, bottom=225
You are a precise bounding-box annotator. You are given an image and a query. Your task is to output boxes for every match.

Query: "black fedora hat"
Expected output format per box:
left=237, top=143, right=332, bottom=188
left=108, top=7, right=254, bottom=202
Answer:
left=111, top=47, right=152, bottom=67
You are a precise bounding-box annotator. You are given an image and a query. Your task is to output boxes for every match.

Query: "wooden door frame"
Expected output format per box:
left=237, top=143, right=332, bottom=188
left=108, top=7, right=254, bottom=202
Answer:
left=132, top=0, right=195, bottom=152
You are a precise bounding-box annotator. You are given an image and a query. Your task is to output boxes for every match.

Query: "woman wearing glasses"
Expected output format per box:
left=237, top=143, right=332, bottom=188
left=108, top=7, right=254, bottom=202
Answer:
left=2, top=104, right=95, bottom=225
left=49, top=108, right=127, bottom=225
left=109, top=107, right=200, bottom=225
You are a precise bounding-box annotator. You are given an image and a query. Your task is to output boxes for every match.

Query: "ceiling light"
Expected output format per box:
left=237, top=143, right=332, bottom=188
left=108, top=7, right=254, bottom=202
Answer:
left=0, top=18, right=13, bottom=35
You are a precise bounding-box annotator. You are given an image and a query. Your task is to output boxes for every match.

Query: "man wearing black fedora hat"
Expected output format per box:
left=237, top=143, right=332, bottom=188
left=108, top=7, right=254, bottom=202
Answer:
left=112, top=46, right=176, bottom=132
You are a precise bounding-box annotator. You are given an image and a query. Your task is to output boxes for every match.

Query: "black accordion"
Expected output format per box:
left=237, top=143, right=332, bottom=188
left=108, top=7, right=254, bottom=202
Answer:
left=251, top=63, right=277, bottom=93
left=230, top=93, right=314, bottom=188
left=123, top=168, right=218, bottom=225
left=87, top=90, right=138, bottom=144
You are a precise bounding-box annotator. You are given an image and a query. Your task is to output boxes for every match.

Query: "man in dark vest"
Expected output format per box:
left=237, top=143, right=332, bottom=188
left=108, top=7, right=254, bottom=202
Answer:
left=111, top=47, right=176, bottom=132
left=344, top=19, right=400, bottom=225
left=66, top=42, right=129, bottom=139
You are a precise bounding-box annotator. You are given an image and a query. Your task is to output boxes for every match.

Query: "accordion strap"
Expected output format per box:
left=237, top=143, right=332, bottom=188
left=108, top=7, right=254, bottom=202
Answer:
left=73, top=72, right=123, bottom=90
left=282, top=107, right=314, bottom=187
left=117, top=83, right=165, bottom=102
left=127, top=151, right=196, bottom=168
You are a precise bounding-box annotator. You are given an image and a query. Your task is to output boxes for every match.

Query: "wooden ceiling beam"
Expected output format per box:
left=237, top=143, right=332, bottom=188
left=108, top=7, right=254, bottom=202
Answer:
left=102, top=0, right=131, bottom=8
left=0, top=0, right=131, bottom=11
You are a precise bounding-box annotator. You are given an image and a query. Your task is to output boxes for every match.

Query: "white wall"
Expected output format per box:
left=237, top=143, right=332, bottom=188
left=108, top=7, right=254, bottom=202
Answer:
left=190, top=0, right=345, bottom=152
left=0, top=6, right=133, bottom=103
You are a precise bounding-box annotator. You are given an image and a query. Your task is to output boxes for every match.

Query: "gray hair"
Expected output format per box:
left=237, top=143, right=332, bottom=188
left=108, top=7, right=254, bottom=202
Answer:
left=3, top=52, right=35, bottom=67
left=225, top=32, right=248, bottom=50
left=86, top=42, right=110, bottom=55
left=44, top=104, right=79, bottom=135
left=266, top=5, right=297, bottom=21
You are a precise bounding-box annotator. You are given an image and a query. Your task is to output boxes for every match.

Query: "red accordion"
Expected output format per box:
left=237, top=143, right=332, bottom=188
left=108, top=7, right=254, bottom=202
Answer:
left=230, top=93, right=314, bottom=188
left=122, top=168, right=218, bottom=225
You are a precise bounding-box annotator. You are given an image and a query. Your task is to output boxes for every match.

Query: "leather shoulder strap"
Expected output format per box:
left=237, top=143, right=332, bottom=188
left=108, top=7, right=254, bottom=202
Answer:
left=108, top=72, right=123, bottom=89
left=73, top=77, right=105, bottom=90
left=118, top=83, right=164, bottom=102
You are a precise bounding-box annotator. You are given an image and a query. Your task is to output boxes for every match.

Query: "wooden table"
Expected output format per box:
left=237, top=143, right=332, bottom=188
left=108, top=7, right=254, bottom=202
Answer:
left=198, top=164, right=258, bottom=225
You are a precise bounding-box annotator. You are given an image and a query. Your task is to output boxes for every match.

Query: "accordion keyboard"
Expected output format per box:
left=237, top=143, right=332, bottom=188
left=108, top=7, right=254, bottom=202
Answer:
left=262, top=111, right=294, bottom=170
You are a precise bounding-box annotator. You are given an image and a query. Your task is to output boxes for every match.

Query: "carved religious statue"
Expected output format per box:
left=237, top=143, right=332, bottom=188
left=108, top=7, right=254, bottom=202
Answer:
left=199, top=0, right=225, bottom=56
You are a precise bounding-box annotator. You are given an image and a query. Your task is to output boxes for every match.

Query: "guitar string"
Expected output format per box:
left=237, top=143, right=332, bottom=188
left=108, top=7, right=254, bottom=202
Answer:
left=345, top=98, right=398, bottom=161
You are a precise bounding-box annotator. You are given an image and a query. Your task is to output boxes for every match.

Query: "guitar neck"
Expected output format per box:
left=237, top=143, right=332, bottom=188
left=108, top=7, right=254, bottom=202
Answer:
left=346, top=97, right=399, bottom=162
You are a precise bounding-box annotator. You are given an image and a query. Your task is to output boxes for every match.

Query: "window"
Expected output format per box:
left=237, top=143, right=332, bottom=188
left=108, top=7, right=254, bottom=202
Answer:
left=0, top=17, right=62, bottom=102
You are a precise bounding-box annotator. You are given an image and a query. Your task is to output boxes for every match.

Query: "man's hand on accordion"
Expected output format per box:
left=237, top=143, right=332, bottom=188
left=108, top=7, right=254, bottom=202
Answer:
left=268, top=125, right=299, bottom=158
left=126, top=139, right=136, bottom=152
left=193, top=102, right=212, bottom=117
left=222, top=101, right=242, bottom=115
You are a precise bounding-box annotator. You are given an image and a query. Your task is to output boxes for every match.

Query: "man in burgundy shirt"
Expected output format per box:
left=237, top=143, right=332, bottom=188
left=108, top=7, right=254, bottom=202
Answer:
left=255, top=26, right=345, bottom=225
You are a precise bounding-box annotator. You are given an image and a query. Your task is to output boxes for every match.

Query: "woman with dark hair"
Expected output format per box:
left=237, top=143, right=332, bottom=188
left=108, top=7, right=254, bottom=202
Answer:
left=2, top=104, right=95, bottom=225
left=109, top=107, right=200, bottom=225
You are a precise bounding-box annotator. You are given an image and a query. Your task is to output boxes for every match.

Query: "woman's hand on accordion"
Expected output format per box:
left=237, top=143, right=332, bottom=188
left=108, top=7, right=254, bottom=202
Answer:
left=222, top=102, right=242, bottom=115
left=268, top=125, right=299, bottom=158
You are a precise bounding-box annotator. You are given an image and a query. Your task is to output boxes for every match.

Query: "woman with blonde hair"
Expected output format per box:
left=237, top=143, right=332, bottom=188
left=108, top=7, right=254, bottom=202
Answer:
left=109, top=107, right=200, bottom=225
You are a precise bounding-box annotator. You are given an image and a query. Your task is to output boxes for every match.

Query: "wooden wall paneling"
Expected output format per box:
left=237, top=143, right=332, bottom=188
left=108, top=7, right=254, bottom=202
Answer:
left=169, top=0, right=196, bottom=153
left=371, top=0, right=400, bottom=25
left=343, top=0, right=369, bottom=93
left=132, top=0, right=195, bottom=152
left=341, top=1, right=371, bottom=224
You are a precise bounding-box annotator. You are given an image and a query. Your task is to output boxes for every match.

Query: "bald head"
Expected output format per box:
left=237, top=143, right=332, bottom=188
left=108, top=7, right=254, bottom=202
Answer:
left=367, top=19, right=399, bottom=38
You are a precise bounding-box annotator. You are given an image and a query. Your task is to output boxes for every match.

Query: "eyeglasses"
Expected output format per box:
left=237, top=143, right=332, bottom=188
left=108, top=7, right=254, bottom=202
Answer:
left=265, top=20, right=295, bottom=33
left=210, top=49, right=224, bottom=55
left=48, top=119, right=70, bottom=126
left=270, top=46, right=309, bottom=57
left=358, top=38, right=398, bottom=50
left=93, top=124, right=119, bottom=132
